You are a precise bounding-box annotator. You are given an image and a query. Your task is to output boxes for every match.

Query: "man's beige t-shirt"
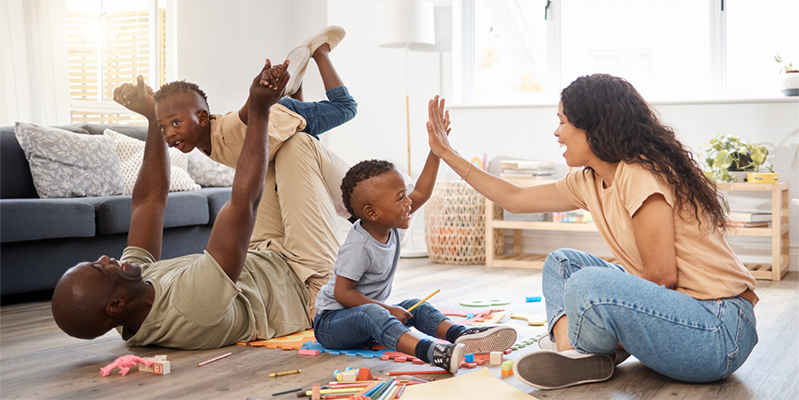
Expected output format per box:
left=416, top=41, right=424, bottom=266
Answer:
left=204, top=105, right=306, bottom=169
left=555, top=162, right=757, bottom=303
left=116, top=246, right=311, bottom=349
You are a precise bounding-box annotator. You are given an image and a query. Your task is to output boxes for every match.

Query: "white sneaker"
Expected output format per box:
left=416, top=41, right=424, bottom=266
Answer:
left=285, top=46, right=311, bottom=95
left=301, top=25, right=346, bottom=56
left=454, top=325, right=517, bottom=354
left=537, top=334, right=558, bottom=351
left=513, top=350, right=614, bottom=390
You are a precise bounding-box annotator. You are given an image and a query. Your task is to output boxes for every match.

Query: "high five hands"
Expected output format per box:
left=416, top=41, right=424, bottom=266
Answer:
left=426, top=95, right=452, bottom=158
left=113, top=75, right=156, bottom=120
left=249, top=59, right=290, bottom=117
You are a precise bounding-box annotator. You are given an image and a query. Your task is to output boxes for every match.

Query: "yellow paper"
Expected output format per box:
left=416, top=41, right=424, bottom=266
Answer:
left=401, top=367, right=538, bottom=400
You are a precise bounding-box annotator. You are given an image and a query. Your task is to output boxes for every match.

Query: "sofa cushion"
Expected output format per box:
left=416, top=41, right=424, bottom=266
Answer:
left=187, top=149, right=235, bottom=187
left=104, top=129, right=201, bottom=195
left=0, top=199, right=95, bottom=243
left=80, top=191, right=211, bottom=235
left=14, top=122, right=126, bottom=198
left=1, top=127, right=39, bottom=199
left=199, top=187, right=233, bottom=224
left=78, top=123, right=147, bottom=140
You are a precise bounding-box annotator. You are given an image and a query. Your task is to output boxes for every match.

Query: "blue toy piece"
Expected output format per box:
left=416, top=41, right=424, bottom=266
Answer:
left=525, top=296, right=542, bottom=302
left=464, top=353, right=474, bottom=363
left=466, top=312, right=475, bottom=319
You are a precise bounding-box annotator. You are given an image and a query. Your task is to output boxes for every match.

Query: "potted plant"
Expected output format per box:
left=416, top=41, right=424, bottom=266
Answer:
left=701, top=133, right=773, bottom=182
left=775, top=54, right=799, bottom=96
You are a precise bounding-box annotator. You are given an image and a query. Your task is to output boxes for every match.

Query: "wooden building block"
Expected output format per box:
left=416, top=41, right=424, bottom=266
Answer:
left=153, top=361, right=170, bottom=375
left=490, top=351, right=503, bottom=365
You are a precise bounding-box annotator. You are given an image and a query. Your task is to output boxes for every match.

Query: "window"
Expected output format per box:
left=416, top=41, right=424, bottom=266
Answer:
left=456, top=0, right=799, bottom=104
left=66, top=0, right=166, bottom=124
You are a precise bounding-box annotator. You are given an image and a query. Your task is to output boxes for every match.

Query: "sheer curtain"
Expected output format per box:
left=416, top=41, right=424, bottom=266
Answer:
left=1, top=0, right=70, bottom=126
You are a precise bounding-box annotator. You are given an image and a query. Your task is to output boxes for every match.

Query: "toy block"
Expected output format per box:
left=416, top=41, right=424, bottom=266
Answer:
left=525, top=296, right=541, bottom=302
left=490, top=351, right=503, bottom=365
left=139, top=357, right=155, bottom=372
left=501, top=360, right=514, bottom=371
left=466, top=312, right=475, bottom=319
left=412, top=359, right=425, bottom=365
left=153, top=361, right=170, bottom=375
left=356, top=368, right=372, bottom=381
left=501, top=368, right=513, bottom=377
left=311, top=383, right=321, bottom=400
left=394, top=356, right=407, bottom=363
left=510, top=313, right=547, bottom=326
left=298, top=349, right=321, bottom=356
left=380, top=355, right=390, bottom=361
left=504, top=348, right=512, bottom=354
left=466, top=362, right=477, bottom=368
left=464, top=353, right=474, bottom=363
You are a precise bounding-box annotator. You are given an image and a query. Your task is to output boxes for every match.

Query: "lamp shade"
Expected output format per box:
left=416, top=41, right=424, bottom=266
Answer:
left=379, top=0, right=436, bottom=50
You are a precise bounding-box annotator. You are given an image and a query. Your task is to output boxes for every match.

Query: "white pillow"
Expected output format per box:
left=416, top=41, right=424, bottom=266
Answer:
left=187, top=149, right=235, bottom=187
left=104, top=129, right=201, bottom=195
left=14, top=122, right=126, bottom=198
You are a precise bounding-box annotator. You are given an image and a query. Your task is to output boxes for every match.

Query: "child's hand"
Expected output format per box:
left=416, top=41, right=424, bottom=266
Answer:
left=387, top=305, right=412, bottom=324
left=249, top=59, right=289, bottom=116
left=113, top=76, right=155, bottom=119
left=426, top=95, right=452, bottom=158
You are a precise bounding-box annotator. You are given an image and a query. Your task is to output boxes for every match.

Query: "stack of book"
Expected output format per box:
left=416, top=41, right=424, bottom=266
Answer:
left=499, top=160, right=555, bottom=178
left=726, top=211, right=771, bottom=228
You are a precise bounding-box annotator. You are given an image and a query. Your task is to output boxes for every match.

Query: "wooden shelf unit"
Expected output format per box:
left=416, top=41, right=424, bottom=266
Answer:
left=485, top=179, right=790, bottom=281
left=717, top=182, right=790, bottom=281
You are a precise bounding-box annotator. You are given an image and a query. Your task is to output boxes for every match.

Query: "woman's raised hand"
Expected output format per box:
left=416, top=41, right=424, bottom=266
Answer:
left=426, top=95, right=452, bottom=158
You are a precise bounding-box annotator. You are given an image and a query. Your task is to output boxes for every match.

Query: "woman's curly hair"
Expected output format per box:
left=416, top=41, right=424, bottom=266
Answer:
left=154, top=80, right=210, bottom=111
left=341, top=160, right=395, bottom=218
left=561, top=74, right=726, bottom=231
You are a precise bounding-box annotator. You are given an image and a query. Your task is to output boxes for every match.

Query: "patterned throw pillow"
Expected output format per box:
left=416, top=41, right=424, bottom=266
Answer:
left=187, top=149, right=235, bottom=187
left=14, top=122, right=126, bottom=198
left=104, top=129, right=201, bottom=194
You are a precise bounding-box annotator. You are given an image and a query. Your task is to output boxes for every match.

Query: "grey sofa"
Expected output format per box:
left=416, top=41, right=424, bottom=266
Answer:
left=0, top=123, right=232, bottom=299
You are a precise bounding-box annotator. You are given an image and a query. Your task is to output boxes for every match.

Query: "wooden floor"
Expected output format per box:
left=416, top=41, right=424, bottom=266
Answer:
left=1, top=260, right=797, bottom=400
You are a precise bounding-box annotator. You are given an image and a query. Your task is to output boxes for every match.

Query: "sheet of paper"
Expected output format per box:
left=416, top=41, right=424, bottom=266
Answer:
left=401, top=367, right=538, bottom=400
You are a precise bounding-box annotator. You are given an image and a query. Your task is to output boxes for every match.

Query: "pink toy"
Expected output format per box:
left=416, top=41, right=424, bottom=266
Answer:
left=100, top=355, right=154, bottom=377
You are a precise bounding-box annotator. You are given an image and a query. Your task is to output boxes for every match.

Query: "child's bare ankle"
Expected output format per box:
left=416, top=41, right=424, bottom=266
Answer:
left=313, top=44, right=331, bottom=58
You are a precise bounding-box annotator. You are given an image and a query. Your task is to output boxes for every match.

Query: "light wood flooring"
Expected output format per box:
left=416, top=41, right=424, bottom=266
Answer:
left=1, top=260, right=797, bottom=400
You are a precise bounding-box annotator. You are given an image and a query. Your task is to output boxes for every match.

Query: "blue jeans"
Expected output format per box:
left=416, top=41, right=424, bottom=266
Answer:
left=542, top=248, right=758, bottom=383
left=313, top=298, right=447, bottom=351
left=278, top=86, right=357, bottom=139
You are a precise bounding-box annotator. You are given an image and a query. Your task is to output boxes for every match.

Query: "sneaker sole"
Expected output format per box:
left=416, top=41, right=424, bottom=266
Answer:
left=455, top=326, right=517, bottom=354
left=450, top=343, right=465, bottom=374
left=513, top=351, right=614, bottom=390
left=285, top=46, right=310, bottom=95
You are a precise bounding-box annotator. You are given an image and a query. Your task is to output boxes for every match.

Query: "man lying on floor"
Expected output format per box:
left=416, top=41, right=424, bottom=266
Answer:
left=51, top=61, right=335, bottom=350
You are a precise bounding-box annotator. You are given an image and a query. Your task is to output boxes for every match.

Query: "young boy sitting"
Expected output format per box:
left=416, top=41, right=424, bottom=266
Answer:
left=312, top=97, right=517, bottom=373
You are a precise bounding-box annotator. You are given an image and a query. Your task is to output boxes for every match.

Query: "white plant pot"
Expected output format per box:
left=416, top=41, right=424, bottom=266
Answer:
left=781, top=71, right=799, bottom=96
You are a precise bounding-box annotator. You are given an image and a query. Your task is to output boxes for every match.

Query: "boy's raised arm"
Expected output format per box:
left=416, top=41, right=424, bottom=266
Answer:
left=206, top=60, right=289, bottom=283
left=113, top=76, right=168, bottom=260
left=407, top=96, right=450, bottom=214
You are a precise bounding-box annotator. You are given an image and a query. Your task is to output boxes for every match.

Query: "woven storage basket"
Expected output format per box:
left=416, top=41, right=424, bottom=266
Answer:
left=424, top=181, right=503, bottom=264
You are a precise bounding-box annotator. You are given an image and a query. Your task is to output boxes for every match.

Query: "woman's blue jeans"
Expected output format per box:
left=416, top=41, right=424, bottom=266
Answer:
left=278, top=86, right=357, bottom=139
left=542, top=248, right=758, bottom=383
left=313, top=298, right=447, bottom=351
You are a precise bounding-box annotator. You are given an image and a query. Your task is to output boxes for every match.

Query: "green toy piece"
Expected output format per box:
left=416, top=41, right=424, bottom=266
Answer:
left=459, top=299, right=511, bottom=307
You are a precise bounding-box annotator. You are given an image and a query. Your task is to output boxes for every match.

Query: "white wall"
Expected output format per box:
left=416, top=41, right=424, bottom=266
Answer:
left=176, top=0, right=799, bottom=270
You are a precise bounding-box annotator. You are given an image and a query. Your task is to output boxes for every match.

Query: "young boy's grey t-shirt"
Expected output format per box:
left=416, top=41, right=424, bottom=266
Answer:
left=315, top=220, right=406, bottom=313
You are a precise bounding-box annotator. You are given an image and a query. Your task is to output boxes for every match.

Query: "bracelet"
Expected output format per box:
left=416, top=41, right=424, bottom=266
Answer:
left=462, top=162, right=472, bottom=181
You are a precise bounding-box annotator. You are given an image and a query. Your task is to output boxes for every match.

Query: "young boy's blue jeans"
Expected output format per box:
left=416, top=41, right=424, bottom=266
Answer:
left=543, top=248, right=758, bottom=383
left=278, top=86, right=357, bottom=139
left=313, top=298, right=447, bottom=351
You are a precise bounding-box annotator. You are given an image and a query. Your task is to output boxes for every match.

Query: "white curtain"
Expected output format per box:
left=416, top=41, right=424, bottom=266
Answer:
left=1, top=0, right=70, bottom=126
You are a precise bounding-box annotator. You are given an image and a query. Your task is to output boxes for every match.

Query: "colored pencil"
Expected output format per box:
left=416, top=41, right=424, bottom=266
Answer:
left=197, top=352, right=232, bottom=367
left=302, top=387, right=362, bottom=396
left=395, top=384, right=407, bottom=399
left=351, top=381, right=379, bottom=398
left=269, top=369, right=302, bottom=377
left=406, top=290, right=440, bottom=311
left=271, top=387, right=302, bottom=396
left=387, top=370, right=450, bottom=376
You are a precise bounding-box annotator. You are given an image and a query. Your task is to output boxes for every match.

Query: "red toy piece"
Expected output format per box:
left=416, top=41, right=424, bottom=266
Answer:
left=100, top=355, right=154, bottom=377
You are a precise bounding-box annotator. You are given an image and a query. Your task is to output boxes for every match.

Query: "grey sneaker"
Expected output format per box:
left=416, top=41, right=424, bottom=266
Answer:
left=431, top=343, right=465, bottom=374
left=514, top=350, right=614, bottom=390
left=455, top=325, right=517, bottom=354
